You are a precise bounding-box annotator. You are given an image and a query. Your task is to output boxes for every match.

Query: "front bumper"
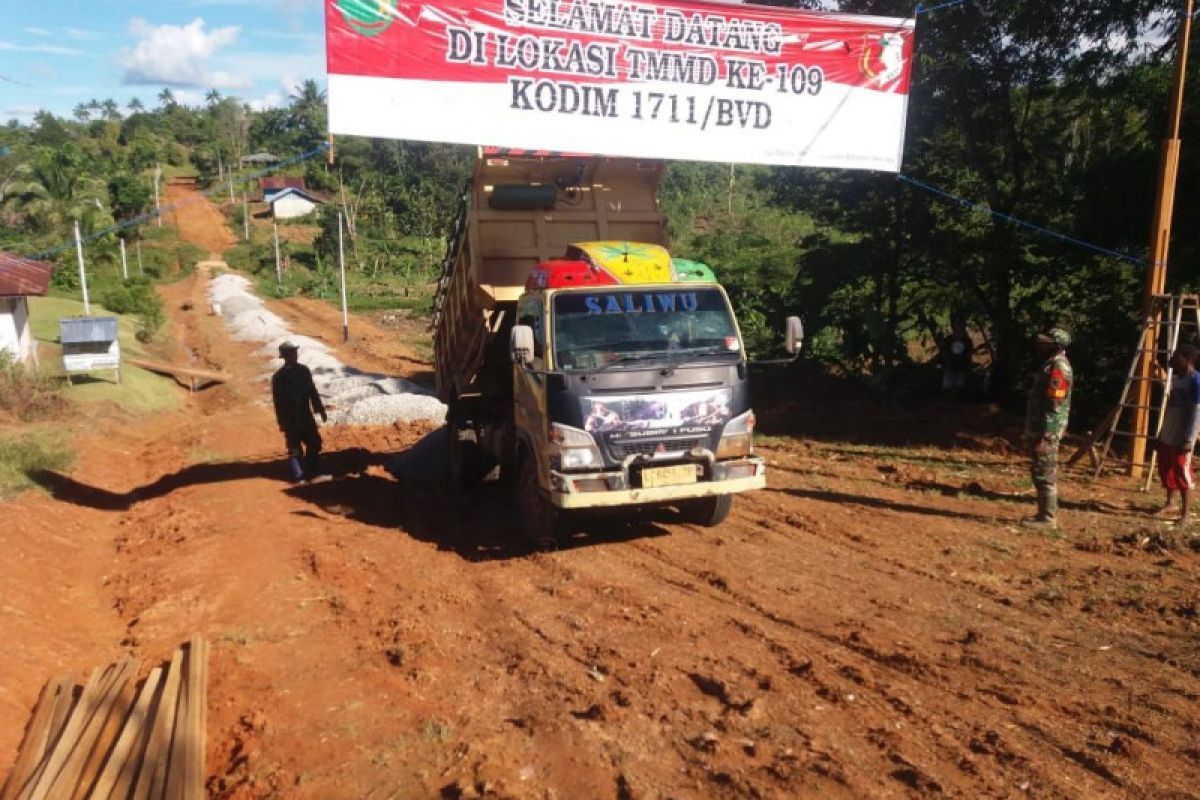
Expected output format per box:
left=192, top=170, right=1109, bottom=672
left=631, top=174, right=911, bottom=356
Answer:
left=549, top=456, right=766, bottom=509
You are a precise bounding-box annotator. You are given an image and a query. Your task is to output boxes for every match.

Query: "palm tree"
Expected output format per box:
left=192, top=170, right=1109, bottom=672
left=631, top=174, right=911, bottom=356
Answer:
left=205, top=89, right=222, bottom=108
left=101, top=99, right=121, bottom=121
left=288, top=79, right=327, bottom=149
left=72, top=103, right=90, bottom=122
left=289, top=79, right=326, bottom=108
left=127, top=97, right=145, bottom=114
left=157, top=87, right=176, bottom=109
left=5, top=146, right=109, bottom=234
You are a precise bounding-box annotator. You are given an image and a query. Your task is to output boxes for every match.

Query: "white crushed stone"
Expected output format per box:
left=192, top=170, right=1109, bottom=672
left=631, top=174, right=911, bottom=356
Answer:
left=208, top=272, right=446, bottom=425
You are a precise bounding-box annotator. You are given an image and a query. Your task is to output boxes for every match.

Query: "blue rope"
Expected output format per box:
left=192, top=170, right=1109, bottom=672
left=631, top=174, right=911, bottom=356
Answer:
left=916, top=0, right=972, bottom=14
left=32, top=142, right=331, bottom=260
left=897, top=173, right=1144, bottom=264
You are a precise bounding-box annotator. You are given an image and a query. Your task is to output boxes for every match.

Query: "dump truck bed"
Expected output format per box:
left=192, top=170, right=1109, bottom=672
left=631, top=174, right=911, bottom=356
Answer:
left=432, top=151, right=669, bottom=405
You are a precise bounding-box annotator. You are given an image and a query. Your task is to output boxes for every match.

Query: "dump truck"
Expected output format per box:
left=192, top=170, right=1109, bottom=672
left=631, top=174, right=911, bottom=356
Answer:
left=431, top=149, right=801, bottom=540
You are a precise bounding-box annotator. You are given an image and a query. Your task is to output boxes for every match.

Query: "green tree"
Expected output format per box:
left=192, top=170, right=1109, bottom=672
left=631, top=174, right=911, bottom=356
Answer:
left=5, top=145, right=109, bottom=235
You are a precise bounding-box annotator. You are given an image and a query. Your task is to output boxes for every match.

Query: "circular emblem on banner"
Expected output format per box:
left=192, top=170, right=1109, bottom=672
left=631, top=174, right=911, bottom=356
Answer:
left=336, top=0, right=397, bottom=37
left=859, top=32, right=907, bottom=87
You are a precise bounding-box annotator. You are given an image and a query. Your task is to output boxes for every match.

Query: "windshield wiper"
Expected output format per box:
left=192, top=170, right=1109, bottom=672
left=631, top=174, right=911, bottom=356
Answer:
left=660, top=348, right=740, bottom=376
left=580, top=353, right=662, bottom=380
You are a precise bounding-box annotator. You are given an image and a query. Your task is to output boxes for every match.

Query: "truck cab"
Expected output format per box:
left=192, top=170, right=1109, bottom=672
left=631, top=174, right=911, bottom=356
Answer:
left=508, top=241, right=781, bottom=541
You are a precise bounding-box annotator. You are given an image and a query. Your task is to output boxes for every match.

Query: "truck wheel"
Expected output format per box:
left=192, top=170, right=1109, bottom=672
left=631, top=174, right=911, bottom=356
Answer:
left=517, top=453, right=559, bottom=546
left=680, top=494, right=733, bottom=527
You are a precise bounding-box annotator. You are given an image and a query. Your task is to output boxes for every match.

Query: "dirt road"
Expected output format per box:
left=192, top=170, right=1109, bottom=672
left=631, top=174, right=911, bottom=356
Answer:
left=3, top=192, right=1199, bottom=799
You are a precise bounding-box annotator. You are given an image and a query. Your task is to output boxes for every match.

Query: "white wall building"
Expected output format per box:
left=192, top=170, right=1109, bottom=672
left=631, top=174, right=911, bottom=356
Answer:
left=269, top=187, right=325, bottom=220
left=0, top=252, right=53, bottom=366
left=0, top=296, right=35, bottom=364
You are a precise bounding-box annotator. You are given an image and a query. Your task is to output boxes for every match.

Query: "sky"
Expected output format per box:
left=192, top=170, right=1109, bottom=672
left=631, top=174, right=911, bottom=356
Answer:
left=0, top=0, right=327, bottom=123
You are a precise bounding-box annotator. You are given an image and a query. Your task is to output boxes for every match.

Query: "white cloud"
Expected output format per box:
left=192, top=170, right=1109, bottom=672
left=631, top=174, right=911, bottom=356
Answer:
left=247, top=91, right=285, bottom=111
left=0, top=41, right=85, bottom=56
left=65, top=27, right=102, bottom=41
left=23, top=27, right=52, bottom=37
left=2, top=105, right=41, bottom=123
left=220, top=50, right=324, bottom=88
left=172, top=89, right=209, bottom=107
left=118, top=17, right=249, bottom=89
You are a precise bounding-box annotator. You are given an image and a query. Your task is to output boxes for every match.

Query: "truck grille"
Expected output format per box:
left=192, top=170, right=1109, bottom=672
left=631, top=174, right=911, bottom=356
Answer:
left=610, top=438, right=704, bottom=459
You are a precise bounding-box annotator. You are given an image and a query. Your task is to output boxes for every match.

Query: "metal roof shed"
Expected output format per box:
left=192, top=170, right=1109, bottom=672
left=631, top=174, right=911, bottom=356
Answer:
left=60, top=315, right=121, bottom=383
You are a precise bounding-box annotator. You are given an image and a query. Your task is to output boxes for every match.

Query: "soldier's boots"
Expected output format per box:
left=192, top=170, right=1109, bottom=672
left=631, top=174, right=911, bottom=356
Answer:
left=1021, top=489, right=1059, bottom=531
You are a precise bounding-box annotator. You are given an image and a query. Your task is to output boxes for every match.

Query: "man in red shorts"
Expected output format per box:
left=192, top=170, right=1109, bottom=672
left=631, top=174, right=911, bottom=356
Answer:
left=1156, top=344, right=1200, bottom=526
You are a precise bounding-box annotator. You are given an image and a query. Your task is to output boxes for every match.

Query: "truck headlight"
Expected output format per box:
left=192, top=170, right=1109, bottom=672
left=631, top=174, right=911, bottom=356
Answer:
left=550, top=423, right=604, bottom=471
left=716, top=410, right=755, bottom=459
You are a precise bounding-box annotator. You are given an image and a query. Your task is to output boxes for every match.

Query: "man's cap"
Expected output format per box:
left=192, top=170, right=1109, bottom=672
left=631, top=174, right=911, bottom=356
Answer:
left=278, top=340, right=299, bottom=354
left=1037, top=327, right=1071, bottom=347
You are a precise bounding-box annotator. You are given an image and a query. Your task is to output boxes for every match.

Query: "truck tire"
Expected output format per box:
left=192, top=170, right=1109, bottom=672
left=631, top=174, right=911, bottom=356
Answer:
left=517, top=453, right=559, bottom=546
left=680, top=494, right=733, bottom=527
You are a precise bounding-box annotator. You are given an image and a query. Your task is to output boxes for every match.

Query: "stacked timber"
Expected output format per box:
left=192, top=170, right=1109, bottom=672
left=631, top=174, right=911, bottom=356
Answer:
left=1, top=635, right=208, bottom=800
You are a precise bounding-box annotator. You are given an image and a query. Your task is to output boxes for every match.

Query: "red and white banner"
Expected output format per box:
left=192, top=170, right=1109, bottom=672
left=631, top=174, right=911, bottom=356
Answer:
left=326, top=0, right=915, bottom=172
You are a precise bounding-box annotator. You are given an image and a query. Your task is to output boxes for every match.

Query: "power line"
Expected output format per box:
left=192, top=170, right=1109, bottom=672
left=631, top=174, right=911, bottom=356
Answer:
left=897, top=174, right=1144, bottom=264
left=915, top=0, right=972, bottom=15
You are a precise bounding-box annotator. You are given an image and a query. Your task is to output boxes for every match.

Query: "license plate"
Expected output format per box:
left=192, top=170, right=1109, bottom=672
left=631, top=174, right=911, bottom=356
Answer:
left=641, top=464, right=697, bottom=488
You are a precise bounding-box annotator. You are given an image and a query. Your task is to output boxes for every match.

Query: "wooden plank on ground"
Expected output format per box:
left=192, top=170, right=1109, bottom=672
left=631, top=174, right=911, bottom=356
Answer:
left=43, top=676, right=80, bottom=760
left=134, top=648, right=184, bottom=800
left=0, top=679, right=58, bottom=800
left=73, top=665, right=139, bottom=800
left=123, top=357, right=231, bottom=385
left=89, top=666, right=162, bottom=800
left=105, top=670, right=164, bottom=800
left=43, top=660, right=135, bottom=800
left=16, top=678, right=78, bottom=799
left=164, top=643, right=193, bottom=800
left=180, top=636, right=205, bottom=800
left=22, top=667, right=103, bottom=800
left=193, top=637, right=208, bottom=800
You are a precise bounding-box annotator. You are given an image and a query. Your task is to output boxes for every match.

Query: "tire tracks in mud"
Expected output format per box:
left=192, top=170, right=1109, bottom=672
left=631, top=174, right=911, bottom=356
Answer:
left=592, top=497, right=1159, bottom=798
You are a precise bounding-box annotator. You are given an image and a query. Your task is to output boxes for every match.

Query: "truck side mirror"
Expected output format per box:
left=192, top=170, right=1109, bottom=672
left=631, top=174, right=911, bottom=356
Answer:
left=511, top=325, right=534, bottom=366
left=785, top=316, right=804, bottom=356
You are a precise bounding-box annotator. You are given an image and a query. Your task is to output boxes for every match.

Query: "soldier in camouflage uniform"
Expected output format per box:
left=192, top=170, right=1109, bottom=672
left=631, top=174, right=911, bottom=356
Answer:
left=1023, top=327, right=1072, bottom=530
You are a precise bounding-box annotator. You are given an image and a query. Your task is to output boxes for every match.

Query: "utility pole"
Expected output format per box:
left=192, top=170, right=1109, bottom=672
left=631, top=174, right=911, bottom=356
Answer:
left=74, top=220, right=90, bottom=315
left=242, top=190, right=250, bottom=241
left=1132, top=0, right=1194, bottom=477
left=119, top=237, right=128, bottom=280
left=338, top=212, right=349, bottom=342
left=153, top=163, right=162, bottom=227
left=273, top=217, right=282, bottom=285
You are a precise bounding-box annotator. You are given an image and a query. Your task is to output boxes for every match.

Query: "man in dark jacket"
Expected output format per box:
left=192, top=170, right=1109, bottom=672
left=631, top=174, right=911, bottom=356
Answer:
left=271, top=341, right=329, bottom=483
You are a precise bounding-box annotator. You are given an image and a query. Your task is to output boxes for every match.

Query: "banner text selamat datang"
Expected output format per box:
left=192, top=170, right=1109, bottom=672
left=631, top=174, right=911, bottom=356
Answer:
left=325, top=0, right=916, bottom=171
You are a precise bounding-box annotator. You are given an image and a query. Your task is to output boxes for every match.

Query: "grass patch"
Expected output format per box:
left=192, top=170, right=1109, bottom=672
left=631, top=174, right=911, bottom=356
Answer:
left=420, top=719, right=453, bottom=744
left=984, top=539, right=1017, bottom=555
left=187, top=447, right=228, bottom=465
left=0, top=429, right=73, bottom=499
left=27, top=296, right=181, bottom=414
left=0, top=353, right=67, bottom=421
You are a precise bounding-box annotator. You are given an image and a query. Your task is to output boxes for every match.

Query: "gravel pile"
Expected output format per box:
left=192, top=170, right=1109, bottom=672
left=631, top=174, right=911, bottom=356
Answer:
left=208, top=273, right=446, bottom=426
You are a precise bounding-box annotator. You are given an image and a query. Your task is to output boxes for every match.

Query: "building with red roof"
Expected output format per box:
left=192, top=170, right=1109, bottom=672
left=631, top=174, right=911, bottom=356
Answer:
left=258, top=176, right=307, bottom=202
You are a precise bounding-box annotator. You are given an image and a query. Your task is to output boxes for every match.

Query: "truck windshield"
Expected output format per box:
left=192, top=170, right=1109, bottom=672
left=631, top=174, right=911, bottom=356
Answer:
left=553, top=288, right=739, bottom=371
